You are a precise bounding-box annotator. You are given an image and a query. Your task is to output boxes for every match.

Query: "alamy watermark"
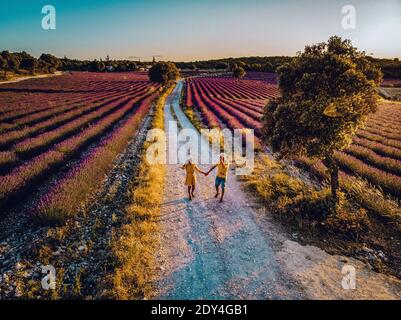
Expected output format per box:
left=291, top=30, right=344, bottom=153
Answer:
left=145, top=121, right=255, bottom=175
left=341, top=5, right=356, bottom=30
left=41, top=265, right=56, bottom=290
left=341, top=264, right=356, bottom=290
left=41, top=5, right=56, bottom=30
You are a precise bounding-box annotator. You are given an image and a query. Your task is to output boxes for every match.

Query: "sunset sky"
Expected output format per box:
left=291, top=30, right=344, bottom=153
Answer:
left=0, top=0, right=400, bottom=61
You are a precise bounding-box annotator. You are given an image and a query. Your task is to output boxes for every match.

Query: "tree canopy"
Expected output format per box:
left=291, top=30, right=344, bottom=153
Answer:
left=39, top=53, right=61, bottom=73
left=18, top=51, right=38, bottom=75
left=89, top=60, right=106, bottom=72
left=0, top=55, right=7, bottom=77
left=262, top=36, right=383, bottom=199
left=148, top=61, right=180, bottom=85
left=1, top=51, right=21, bottom=78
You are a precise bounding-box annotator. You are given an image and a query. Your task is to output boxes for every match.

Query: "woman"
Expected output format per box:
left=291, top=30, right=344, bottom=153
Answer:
left=181, top=157, right=206, bottom=201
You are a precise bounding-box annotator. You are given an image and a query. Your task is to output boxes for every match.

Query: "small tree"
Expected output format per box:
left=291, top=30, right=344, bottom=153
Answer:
left=262, top=36, right=382, bottom=200
left=262, top=62, right=274, bottom=73
left=39, top=53, right=61, bottom=73
left=0, top=55, right=7, bottom=79
left=148, top=61, right=179, bottom=85
left=25, top=58, right=38, bottom=75
left=18, top=52, right=38, bottom=75
left=233, top=66, right=246, bottom=80
left=89, top=60, right=106, bottom=72
left=1, top=51, right=21, bottom=79
left=127, top=61, right=137, bottom=71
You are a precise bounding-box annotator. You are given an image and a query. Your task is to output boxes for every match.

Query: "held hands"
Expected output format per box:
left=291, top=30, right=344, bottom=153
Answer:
left=203, top=167, right=215, bottom=176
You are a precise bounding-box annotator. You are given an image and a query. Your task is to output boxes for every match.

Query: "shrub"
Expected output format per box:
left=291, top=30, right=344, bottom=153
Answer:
left=326, top=206, right=371, bottom=241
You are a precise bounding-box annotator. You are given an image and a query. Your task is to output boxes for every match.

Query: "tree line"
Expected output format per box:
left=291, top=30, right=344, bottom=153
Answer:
left=177, top=56, right=301, bottom=73
left=0, top=51, right=61, bottom=79
left=0, top=51, right=145, bottom=79
left=177, top=55, right=401, bottom=78
left=371, top=57, right=401, bottom=79
left=60, top=57, right=141, bottom=72
left=1, top=50, right=400, bottom=79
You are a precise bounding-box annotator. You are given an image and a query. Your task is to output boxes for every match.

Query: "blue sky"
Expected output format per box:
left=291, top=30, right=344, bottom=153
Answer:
left=0, top=0, right=400, bottom=61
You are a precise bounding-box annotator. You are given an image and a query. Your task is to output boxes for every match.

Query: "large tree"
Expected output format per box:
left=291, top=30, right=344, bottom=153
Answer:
left=148, top=61, right=179, bottom=85
left=262, top=36, right=382, bottom=200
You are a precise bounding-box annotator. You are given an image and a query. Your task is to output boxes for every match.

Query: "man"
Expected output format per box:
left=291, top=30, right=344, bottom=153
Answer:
left=206, top=154, right=229, bottom=203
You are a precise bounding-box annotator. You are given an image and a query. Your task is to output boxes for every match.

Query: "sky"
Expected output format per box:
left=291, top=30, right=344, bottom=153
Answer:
left=0, top=0, right=400, bottom=61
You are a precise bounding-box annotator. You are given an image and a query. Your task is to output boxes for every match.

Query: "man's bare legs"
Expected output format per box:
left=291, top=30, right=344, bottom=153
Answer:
left=220, top=187, right=225, bottom=203
left=215, top=185, right=219, bottom=198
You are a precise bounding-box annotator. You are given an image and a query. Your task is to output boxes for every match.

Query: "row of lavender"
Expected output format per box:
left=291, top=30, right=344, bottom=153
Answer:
left=35, top=92, right=159, bottom=224
left=0, top=72, right=160, bottom=223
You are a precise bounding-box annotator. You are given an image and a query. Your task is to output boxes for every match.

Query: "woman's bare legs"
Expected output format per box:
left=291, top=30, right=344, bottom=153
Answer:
left=191, top=185, right=196, bottom=198
left=187, top=186, right=192, bottom=200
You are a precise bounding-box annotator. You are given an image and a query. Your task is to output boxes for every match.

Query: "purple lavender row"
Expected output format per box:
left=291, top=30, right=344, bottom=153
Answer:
left=34, top=92, right=159, bottom=224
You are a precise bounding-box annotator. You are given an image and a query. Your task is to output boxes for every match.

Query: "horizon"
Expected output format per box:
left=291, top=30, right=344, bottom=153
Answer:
left=0, top=0, right=400, bottom=61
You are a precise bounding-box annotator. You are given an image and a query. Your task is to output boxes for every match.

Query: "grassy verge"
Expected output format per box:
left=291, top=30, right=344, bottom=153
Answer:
left=295, top=157, right=401, bottom=227
left=170, top=105, right=183, bottom=130
left=242, top=154, right=401, bottom=278
left=108, top=84, right=173, bottom=299
left=241, top=156, right=369, bottom=239
left=183, top=105, right=204, bottom=131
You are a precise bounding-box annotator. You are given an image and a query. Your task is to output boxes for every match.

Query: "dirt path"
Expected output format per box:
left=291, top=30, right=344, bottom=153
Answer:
left=0, top=72, right=63, bottom=85
left=151, top=81, right=401, bottom=300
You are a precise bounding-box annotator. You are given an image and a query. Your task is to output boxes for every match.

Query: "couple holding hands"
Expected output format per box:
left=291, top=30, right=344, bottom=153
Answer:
left=181, top=153, right=228, bottom=203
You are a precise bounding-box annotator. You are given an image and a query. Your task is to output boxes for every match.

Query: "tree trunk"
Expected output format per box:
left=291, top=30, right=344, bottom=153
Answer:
left=330, top=165, right=339, bottom=200
left=323, top=155, right=339, bottom=201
